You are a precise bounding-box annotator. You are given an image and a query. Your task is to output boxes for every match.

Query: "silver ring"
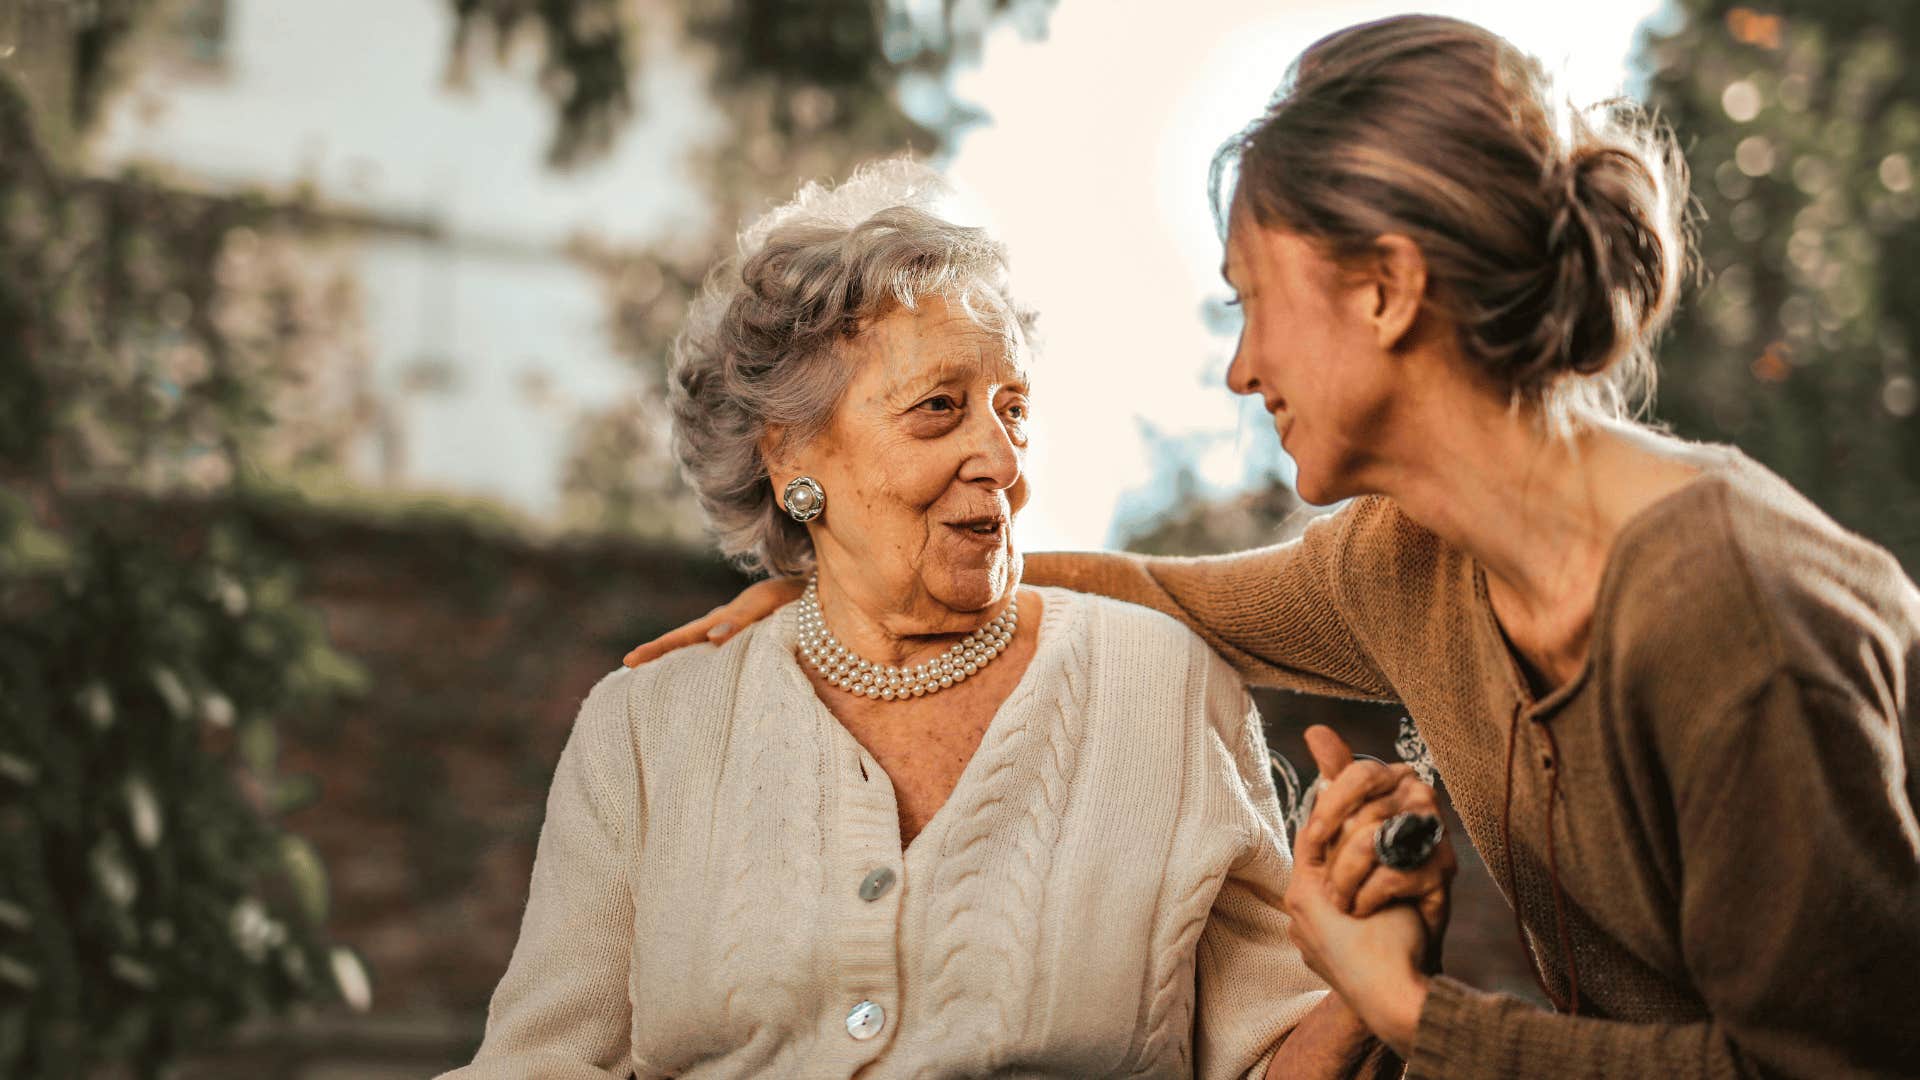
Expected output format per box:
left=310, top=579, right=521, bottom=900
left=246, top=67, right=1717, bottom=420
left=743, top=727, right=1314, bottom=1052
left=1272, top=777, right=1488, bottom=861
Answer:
left=1373, top=811, right=1444, bottom=871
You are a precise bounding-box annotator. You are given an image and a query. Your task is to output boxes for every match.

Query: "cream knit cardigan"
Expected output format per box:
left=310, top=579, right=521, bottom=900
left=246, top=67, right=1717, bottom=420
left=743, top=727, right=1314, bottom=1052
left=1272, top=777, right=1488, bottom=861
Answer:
left=441, top=587, right=1326, bottom=1079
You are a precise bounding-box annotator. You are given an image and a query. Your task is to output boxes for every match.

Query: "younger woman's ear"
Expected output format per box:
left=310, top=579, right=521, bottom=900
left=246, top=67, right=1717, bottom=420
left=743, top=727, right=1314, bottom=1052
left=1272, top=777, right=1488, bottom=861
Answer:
left=1370, top=234, right=1428, bottom=351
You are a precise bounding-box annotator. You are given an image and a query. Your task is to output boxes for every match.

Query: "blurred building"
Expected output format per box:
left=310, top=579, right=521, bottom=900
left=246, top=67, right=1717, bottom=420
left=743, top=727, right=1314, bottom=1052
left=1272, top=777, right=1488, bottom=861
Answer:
left=88, top=0, right=719, bottom=520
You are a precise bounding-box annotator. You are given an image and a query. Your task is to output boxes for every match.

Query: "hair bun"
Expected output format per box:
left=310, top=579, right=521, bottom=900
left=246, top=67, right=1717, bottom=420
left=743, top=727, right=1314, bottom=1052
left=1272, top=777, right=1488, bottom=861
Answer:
left=1535, top=138, right=1683, bottom=388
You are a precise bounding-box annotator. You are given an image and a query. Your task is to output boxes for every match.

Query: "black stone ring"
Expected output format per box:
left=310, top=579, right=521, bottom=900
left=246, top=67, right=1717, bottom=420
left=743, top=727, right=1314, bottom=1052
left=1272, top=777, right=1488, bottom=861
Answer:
left=1373, top=811, right=1444, bottom=871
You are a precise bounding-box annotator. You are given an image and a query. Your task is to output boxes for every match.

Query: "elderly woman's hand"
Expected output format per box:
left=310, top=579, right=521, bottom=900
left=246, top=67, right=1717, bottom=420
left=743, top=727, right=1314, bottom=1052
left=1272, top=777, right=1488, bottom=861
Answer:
left=623, top=576, right=805, bottom=667
left=1295, top=726, right=1455, bottom=948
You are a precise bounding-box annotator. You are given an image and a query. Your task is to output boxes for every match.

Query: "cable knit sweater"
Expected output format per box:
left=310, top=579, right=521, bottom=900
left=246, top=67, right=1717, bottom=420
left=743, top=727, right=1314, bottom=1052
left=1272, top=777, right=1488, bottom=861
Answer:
left=1030, top=447, right=1920, bottom=1079
left=441, top=587, right=1328, bottom=1080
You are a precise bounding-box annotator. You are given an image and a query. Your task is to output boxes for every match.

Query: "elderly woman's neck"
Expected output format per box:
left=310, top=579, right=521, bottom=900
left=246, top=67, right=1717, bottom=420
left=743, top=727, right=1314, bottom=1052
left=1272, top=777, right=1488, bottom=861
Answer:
left=811, top=573, right=1019, bottom=667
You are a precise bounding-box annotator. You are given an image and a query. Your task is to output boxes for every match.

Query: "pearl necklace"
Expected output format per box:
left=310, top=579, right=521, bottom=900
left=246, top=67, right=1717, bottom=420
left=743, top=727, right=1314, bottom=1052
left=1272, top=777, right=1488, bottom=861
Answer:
left=794, top=576, right=1018, bottom=700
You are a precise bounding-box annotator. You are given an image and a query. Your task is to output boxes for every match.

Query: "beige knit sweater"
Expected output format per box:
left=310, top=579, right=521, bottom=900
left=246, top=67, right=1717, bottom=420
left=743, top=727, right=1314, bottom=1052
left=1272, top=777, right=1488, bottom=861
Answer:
left=1030, top=447, right=1920, bottom=1079
left=442, top=587, right=1328, bottom=1079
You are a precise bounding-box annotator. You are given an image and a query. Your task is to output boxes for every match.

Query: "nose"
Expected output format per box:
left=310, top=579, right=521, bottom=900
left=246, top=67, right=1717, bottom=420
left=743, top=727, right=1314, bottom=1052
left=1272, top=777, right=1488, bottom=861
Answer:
left=958, top=408, right=1022, bottom=490
left=1225, top=335, right=1260, bottom=398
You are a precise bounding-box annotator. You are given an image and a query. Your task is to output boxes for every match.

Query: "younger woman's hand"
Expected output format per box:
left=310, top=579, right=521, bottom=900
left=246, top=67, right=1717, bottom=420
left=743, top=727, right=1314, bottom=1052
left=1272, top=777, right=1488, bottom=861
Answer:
left=623, top=577, right=805, bottom=667
left=1284, top=855, right=1430, bottom=1059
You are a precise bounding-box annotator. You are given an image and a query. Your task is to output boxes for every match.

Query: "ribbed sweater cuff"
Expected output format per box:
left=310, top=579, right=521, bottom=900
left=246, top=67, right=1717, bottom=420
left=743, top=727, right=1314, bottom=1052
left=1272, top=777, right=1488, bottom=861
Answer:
left=1407, top=975, right=1492, bottom=1079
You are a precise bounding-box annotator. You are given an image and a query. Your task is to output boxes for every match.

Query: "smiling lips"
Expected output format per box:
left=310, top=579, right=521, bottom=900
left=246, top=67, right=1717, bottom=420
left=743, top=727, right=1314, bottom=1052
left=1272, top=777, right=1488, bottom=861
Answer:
left=946, top=514, right=1007, bottom=541
left=1261, top=397, right=1293, bottom=441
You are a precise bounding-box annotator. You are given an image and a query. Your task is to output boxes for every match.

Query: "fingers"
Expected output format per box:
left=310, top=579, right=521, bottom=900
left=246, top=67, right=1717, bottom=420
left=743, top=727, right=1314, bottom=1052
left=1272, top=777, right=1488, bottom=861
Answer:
left=621, top=577, right=806, bottom=668
left=1299, top=758, right=1414, bottom=864
left=1348, top=842, right=1456, bottom=921
left=1316, top=773, right=1452, bottom=923
left=623, top=608, right=728, bottom=667
left=1322, top=797, right=1409, bottom=902
left=1294, top=726, right=1357, bottom=866
left=1283, top=865, right=1331, bottom=978
left=1303, top=724, right=1355, bottom=779
left=1418, top=883, right=1453, bottom=966
left=1319, top=770, right=1437, bottom=895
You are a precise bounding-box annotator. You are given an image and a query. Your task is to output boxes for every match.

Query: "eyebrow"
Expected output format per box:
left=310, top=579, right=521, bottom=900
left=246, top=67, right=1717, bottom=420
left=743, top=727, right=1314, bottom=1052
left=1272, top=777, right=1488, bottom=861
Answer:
left=884, top=349, right=1031, bottom=398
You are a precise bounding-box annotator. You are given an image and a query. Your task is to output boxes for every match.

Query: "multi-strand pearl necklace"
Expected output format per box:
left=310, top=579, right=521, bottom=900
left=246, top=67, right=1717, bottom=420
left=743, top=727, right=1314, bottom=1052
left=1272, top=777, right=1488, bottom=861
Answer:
left=794, top=576, right=1018, bottom=701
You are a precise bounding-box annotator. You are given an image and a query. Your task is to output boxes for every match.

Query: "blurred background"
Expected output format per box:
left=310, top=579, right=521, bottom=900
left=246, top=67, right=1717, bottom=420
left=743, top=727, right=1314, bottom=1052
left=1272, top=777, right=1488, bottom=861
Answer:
left=1, top=0, right=1914, bottom=1075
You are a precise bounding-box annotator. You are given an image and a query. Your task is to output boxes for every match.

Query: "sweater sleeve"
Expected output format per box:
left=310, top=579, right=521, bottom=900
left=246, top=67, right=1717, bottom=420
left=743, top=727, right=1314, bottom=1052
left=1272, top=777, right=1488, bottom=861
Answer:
left=1191, top=646, right=1335, bottom=1080
left=439, top=669, right=640, bottom=1080
left=1023, top=504, right=1394, bottom=701
left=1409, top=670, right=1920, bottom=1079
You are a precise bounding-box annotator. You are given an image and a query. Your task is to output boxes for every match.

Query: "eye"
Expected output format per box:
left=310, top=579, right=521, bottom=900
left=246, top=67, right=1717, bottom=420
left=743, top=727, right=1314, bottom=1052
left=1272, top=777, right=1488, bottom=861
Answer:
left=1224, top=296, right=1242, bottom=308
left=918, top=394, right=960, bottom=413
left=999, top=396, right=1031, bottom=444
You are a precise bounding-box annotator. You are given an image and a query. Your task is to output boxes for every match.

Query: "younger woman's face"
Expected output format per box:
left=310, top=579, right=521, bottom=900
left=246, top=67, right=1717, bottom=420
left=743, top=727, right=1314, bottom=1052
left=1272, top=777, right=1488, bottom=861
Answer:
left=1222, top=207, right=1402, bottom=506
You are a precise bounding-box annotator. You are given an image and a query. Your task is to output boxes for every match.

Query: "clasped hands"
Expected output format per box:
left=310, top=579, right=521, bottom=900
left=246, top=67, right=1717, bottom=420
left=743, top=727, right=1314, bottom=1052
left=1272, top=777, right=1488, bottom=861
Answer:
left=1284, top=725, right=1457, bottom=1060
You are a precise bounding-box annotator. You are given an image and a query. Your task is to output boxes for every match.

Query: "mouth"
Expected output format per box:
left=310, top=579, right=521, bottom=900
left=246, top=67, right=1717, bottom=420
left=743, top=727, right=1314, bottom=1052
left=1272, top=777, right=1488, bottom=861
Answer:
left=945, top=515, right=1008, bottom=542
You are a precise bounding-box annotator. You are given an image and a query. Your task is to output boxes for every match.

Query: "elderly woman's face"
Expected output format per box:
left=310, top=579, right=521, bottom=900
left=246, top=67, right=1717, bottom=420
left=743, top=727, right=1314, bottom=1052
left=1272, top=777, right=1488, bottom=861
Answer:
left=791, top=294, right=1031, bottom=621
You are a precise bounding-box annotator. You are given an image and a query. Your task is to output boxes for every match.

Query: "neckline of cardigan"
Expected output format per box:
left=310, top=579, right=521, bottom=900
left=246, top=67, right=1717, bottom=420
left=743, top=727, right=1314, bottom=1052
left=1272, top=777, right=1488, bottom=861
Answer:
left=765, top=585, right=1084, bottom=858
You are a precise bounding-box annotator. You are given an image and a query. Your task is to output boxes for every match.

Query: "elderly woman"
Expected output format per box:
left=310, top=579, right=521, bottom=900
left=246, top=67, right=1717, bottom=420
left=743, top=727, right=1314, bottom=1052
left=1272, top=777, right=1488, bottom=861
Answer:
left=442, top=163, right=1399, bottom=1079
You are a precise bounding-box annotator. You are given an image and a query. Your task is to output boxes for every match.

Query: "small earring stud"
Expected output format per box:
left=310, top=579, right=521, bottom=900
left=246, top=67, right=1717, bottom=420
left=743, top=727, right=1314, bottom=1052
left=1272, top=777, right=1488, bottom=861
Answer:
left=784, top=476, right=825, bottom=522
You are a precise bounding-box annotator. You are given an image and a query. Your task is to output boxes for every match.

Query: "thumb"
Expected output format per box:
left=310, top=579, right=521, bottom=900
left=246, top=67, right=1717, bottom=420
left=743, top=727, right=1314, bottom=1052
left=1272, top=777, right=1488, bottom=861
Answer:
left=1303, top=724, right=1354, bottom=782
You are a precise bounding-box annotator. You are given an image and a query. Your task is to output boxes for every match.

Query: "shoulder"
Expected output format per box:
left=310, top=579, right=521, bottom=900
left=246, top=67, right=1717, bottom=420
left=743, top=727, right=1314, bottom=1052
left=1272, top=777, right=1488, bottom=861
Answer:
left=609, top=611, right=795, bottom=755
left=1044, top=585, right=1236, bottom=675
left=623, top=607, right=786, bottom=693
left=1603, top=452, right=1919, bottom=712
left=1039, top=586, right=1253, bottom=731
left=1321, top=495, right=1464, bottom=605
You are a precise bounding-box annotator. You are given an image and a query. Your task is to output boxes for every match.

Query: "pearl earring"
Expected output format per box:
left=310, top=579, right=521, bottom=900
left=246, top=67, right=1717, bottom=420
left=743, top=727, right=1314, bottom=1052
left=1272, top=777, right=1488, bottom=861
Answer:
left=784, top=476, right=826, bottom=522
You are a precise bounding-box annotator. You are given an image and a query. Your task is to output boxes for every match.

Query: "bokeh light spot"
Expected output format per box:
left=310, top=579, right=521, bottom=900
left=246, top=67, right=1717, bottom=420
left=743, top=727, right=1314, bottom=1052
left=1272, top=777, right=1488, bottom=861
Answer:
left=1880, top=153, right=1914, bottom=194
left=1736, top=135, right=1776, bottom=177
left=1721, top=79, right=1762, bottom=122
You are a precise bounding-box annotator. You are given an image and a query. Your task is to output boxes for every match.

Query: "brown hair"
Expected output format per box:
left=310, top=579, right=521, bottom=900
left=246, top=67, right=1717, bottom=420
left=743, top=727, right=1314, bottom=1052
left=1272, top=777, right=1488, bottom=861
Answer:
left=1214, top=15, right=1690, bottom=427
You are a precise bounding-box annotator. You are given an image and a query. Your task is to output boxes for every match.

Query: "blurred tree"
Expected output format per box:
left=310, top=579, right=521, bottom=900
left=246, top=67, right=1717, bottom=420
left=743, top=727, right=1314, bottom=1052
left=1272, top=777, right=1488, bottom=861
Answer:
left=1120, top=477, right=1305, bottom=558
left=1639, top=0, right=1920, bottom=571
left=0, top=63, right=369, bottom=1080
left=449, top=0, right=1051, bottom=165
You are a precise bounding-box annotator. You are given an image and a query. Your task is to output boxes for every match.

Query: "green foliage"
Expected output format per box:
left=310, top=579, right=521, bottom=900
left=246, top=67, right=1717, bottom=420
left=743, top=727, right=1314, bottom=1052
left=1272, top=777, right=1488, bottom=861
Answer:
left=1639, top=1, right=1920, bottom=569
left=447, top=0, right=1053, bottom=165
left=0, top=62, right=364, bottom=1078
left=0, top=498, right=364, bottom=1076
left=448, top=0, right=634, bottom=167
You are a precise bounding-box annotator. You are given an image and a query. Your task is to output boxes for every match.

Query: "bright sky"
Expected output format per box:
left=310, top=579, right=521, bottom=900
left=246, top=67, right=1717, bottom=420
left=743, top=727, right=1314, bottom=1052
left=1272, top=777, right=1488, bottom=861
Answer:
left=942, top=0, right=1664, bottom=551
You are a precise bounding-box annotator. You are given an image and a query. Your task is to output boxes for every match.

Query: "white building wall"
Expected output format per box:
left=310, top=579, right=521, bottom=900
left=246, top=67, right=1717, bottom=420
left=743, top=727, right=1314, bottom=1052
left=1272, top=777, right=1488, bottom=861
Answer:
left=91, top=0, right=721, bottom=518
